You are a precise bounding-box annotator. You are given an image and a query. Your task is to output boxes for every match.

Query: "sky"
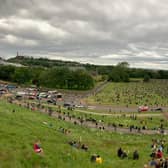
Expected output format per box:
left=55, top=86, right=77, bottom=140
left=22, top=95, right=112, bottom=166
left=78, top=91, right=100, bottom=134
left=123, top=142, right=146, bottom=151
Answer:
left=0, top=0, right=168, bottom=70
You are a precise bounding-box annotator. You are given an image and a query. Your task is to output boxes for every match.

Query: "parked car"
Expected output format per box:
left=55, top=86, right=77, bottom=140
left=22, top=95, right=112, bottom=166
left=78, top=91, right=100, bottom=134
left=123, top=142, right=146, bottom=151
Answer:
left=37, top=92, right=48, bottom=98
left=63, top=103, right=74, bottom=108
left=75, top=104, right=85, bottom=108
left=28, top=95, right=36, bottom=100
left=151, top=107, right=163, bottom=112
left=47, top=99, right=56, bottom=105
left=138, top=106, right=149, bottom=112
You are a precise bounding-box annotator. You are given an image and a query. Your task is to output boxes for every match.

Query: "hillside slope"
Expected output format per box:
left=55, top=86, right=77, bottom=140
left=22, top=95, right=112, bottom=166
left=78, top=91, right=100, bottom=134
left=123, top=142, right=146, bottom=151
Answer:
left=0, top=100, right=164, bottom=168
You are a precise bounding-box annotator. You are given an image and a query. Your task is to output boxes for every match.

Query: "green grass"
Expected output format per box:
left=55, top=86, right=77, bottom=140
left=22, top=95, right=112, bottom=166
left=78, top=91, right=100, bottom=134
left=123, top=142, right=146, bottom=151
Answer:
left=0, top=100, right=168, bottom=168
left=86, top=80, right=168, bottom=106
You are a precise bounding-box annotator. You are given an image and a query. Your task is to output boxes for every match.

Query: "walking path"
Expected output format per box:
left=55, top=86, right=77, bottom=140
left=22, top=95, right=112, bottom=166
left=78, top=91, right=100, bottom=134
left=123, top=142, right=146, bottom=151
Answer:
left=76, top=109, right=162, bottom=117
left=10, top=99, right=167, bottom=136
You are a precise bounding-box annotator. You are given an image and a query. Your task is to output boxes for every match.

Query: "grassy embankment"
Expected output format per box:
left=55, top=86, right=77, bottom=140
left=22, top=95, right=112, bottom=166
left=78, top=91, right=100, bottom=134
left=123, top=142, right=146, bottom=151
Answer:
left=0, top=100, right=168, bottom=168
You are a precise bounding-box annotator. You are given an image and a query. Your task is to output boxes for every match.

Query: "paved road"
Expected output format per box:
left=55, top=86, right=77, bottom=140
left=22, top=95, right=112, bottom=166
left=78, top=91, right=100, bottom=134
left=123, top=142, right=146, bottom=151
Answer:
left=86, top=104, right=168, bottom=113
left=76, top=109, right=162, bottom=117
left=11, top=100, right=167, bottom=135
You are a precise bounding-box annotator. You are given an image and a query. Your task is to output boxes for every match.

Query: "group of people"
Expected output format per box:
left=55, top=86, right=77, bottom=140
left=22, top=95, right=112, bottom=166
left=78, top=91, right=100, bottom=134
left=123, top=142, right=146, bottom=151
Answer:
left=144, top=139, right=168, bottom=168
left=90, top=154, right=103, bottom=164
left=144, top=158, right=168, bottom=168
left=58, top=127, right=71, bottom=135
left=7, top=95, right=168, bottom=167
left=34, top=139, right=102, bottom=165
left=68, top=141, right=88, bottom=151
left=117, top=147, right=139, bottom=160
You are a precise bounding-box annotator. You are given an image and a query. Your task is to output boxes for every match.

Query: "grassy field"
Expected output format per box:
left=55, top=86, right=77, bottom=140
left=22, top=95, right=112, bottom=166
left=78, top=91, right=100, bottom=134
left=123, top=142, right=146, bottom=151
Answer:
left=1, top=100, right=168, bottom=168
left=85, top=80, right=168, bottom=106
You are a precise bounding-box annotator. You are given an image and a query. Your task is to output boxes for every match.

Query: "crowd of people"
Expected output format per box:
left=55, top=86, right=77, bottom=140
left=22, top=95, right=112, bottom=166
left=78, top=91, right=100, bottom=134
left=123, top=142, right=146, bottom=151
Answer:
left=6, top=96, right=168, bottom=167
left=7, top=96, right=167, bottom=136
left=143, top=139, right=168, bottom=168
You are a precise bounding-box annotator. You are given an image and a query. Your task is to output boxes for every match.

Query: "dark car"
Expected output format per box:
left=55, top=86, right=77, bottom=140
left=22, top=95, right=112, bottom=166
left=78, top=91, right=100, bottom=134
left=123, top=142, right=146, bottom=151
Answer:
left=47, top=99, right=56, bottom=105
left=63, top=103, right=72, bottom=107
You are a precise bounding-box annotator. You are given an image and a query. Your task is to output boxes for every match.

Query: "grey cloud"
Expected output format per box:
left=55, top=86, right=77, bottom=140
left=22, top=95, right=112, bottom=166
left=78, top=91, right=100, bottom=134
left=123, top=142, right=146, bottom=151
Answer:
left=0, top=0, right=168, bottom=69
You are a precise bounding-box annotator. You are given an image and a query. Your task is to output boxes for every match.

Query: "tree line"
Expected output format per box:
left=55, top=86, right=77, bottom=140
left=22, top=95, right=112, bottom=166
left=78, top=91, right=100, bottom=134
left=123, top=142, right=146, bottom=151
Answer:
left=1, top=56, right=168, bottom=88
left=95, top=62, right=168, bottom=82
left=0, top=65, right=94, bottom=90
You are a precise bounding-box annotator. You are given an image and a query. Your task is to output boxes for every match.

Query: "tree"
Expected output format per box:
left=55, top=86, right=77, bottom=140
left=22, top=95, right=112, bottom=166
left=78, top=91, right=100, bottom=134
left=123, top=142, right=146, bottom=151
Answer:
left=143, top=74, right=150, bottom=82
left=0, top=65, right=15, bottom=81
left=117, top=62, right=130, bottom=68
left=12, top=67, right=32, bottom=84
left=39, top=67, right=94, bottom=90
left=108, top=65, right=130, bottom=82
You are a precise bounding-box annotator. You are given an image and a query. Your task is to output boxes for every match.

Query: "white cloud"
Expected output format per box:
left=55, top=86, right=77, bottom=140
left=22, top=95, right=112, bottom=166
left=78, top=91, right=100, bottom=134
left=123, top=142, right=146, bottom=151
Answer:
left=0, top=0, right=168, bottom=69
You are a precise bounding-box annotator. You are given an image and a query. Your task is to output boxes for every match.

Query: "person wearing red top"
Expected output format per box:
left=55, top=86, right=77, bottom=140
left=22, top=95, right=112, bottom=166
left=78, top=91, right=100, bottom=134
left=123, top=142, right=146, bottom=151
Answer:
left=34, top=140, right=43, bottom=154
left=156, top=149, right=163, bottom=158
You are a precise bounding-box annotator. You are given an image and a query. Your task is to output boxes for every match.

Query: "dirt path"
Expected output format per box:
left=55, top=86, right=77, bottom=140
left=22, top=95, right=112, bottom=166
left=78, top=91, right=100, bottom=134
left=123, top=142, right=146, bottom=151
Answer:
left=23, top=99, right=163, bottom=117
left=10, top=100, right=167, bottom=135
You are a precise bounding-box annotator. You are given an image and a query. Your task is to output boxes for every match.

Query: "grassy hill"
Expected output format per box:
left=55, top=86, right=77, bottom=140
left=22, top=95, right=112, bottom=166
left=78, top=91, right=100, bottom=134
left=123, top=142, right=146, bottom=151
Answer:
left=7, top=56, right=82, bottom=68
left=0, top=100, right=167, bottom=168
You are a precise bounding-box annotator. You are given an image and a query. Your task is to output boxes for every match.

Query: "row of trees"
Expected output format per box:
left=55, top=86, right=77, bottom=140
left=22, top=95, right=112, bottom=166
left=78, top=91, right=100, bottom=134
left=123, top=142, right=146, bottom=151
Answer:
left=7, top=56, right=168, bottom=82
left=0, top=66, right=94, bottom=90
left=95, top=62, right=168, bottom=82
left=8, top=56, right=81, bottom=67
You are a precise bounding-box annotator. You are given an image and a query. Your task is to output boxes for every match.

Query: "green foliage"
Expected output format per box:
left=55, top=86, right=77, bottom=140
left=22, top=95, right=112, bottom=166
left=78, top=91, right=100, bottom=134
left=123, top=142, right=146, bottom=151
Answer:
left=117, top=62, right=130, bottom=68
left=7, top=56, right=168, bottom=81
left=12, top=67, right=33, bottom=84
left=143, top=74, right=150, bottom=82
left=0, top=65, right=94, bottom=90
left=0, top=65, right=15, bottom=81
left=8, top=56, right=81, bottom=68
left=108, top=65, right=130, bottom=82
left=39, top=67, right=94, bottom=90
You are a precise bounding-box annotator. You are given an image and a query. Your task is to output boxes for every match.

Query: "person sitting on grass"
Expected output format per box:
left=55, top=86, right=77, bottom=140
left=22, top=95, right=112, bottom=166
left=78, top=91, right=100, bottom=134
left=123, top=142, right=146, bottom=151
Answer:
left=96, top=155, right=103, bottom=164
left=81, top=144, right=88, bottom=151
left=156, top=149, right=163, bottom=159
left=34, top=140, right=43, bottom=154
left=143, top=164, right=149, bottom=168
left=90, top=154, right=97, bottom=162
left=121, top=151, right=128, bottom=159
left=117, top=147, right=123, bottom=158
left=117, top=147, right=127, bottom=159
left=90, top=154, right=103, bottom=164
left=69, top=141, right=81, bottom=149
left=133, top=150, right=139, bottom=160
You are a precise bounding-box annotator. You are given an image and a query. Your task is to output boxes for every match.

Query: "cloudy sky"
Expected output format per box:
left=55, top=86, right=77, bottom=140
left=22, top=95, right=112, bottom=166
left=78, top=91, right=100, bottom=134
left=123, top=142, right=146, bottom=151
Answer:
left=0, top=0, right=168, bottom=70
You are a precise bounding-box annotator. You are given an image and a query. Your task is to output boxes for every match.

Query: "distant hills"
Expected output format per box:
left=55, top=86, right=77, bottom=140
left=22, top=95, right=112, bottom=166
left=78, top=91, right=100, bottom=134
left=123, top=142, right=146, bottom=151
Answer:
left=7, top=56, right=84, bottom=68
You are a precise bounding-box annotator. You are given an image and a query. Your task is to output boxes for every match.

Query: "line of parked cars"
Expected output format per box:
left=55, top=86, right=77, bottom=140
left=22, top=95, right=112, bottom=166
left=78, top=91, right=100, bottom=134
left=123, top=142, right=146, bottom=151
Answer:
left=15, top=88, right=63, bottom=104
